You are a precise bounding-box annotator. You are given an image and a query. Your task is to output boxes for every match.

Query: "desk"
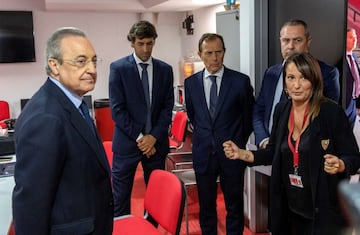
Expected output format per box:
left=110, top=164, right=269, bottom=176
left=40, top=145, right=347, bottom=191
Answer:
left=166, top=134, right=192, bottom=171
left=0, top=155, right=15, bottom=234
left=166, top=153, right=193, bottom=172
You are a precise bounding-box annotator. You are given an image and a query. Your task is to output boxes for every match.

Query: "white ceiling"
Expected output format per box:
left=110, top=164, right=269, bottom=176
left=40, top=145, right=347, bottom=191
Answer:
left=44, top=0, right=226, bottom=12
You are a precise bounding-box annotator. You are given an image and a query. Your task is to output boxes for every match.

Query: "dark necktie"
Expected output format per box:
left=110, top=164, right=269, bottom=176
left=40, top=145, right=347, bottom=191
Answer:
left=80, top=100, right=95, bottom=135
left=209, top=75, right=218, bottom=119
left=140, top=63, right=151, bottom=133
left=348, top=54, right=360, bottom=98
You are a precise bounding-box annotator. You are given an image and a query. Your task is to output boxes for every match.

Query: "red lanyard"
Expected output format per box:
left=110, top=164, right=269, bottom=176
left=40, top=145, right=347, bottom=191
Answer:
left=287, top=106, right=308, bottom=174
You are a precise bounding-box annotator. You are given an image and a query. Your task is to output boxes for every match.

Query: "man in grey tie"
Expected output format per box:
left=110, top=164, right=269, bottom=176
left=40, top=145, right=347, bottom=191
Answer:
left=109, top=20, right=174, bottom=219
left=253, top=19, right=340, bottom=149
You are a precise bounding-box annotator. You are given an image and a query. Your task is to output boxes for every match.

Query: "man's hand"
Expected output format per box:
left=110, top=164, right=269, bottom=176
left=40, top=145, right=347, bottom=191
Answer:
left=137, top=134, right=157, bottom=158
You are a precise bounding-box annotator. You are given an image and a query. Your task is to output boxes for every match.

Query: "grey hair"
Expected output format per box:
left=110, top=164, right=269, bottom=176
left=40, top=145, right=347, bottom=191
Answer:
left=45, top=27, right=86, bottom=75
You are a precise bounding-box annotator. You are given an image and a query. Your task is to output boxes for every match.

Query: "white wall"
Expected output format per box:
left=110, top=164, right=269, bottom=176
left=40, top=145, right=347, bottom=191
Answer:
left=0, top=0, right=225, bottom=118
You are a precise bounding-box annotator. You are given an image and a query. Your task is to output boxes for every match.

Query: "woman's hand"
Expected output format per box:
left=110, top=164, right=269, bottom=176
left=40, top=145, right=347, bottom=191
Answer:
left=324, top=154, right=345, bottom=174
left=223, top=140, right=254, bottom=162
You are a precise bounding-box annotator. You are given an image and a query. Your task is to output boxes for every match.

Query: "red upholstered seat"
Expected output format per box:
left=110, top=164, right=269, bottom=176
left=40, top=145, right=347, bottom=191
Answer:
left=0, top=100, right=10, bottom=121
left=102, top=141, right=113, bottom=169
left=169, top=112, right=187, bottom=150
left=113, top=169, right=186, bottom=235
left=7, top=220, right=15, bottom=235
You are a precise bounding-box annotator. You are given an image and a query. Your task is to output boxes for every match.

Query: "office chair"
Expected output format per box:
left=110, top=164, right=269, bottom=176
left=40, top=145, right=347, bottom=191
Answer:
left=0, top=100, right=10, bottom=121
left=7, top=220, right=15, bottom=235
left=173, top=169, right=220, bottom=235
left=113, top=169, right=186, bottom=235
left=169, top=111, right=187, bottom=150
left=102, top=141, right=113, bottom=169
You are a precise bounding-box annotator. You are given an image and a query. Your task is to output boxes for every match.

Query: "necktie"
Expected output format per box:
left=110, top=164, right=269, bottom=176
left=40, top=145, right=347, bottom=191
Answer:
left=348, top=55, right=360, bottom=98
left=269, top=71, right=283, bottom=132
left=209, top=75, right=218, bottom=119
left=140, top=63, right=151, bottom=133
left=80, top=100, right=95, bottom=135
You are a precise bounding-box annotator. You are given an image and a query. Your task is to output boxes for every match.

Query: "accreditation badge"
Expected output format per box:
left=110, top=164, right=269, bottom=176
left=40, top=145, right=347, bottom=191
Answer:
left=289, top=174, right=304, bottom=188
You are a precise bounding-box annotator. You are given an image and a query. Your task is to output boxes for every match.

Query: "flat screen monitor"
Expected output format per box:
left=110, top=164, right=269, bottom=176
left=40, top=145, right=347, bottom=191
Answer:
left=0, top=11, right=36, bottom=63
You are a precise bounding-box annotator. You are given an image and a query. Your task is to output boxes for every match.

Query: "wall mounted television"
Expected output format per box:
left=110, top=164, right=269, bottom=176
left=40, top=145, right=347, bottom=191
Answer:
left=0, top=11, right=36, bottom=63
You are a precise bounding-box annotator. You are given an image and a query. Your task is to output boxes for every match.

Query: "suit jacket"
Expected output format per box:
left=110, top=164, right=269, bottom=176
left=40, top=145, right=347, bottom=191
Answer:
left=185, top=67, right=254, bottom=173
left=109, top=55, right=174, bottom=158
left=13, top=79, right=113, bottom=235
left=253, top=60, right=340, bottom=146
left=345, top=53, right=360, bottom=108
left=252, top=100, right=360, bottom=235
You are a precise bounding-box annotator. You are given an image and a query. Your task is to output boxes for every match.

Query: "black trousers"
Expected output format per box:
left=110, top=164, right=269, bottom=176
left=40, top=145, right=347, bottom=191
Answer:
left=195, top=153, right=246, bottom=235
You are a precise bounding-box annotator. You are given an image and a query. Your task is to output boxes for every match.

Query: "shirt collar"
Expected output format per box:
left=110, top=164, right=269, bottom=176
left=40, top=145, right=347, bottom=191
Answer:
left=133, top=53, right=152, bottom=66
left=204, top=66, right=224, bottom=79
left=49, top=76, right=82, bottom=108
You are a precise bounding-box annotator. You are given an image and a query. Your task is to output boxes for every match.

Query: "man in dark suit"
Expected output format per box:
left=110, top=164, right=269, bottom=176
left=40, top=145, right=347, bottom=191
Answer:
left=109, top=20, right=174, bottom=218
left=345, top=28, right=360, bottom=129
left=184, top=33, right=254, bottom=235
left=253, top=19, right=340, bottom=148
left=13, top=27, right=113, bottom=234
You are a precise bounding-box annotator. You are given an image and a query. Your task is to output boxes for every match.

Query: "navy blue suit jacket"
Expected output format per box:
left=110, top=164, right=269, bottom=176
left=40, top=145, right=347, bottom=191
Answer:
left=109, top=55, right=174, bottom=158
left=185, top=67, right=254, bottom=173
left=251, top=100, right=360, bottom=234
left=345, top=53, right=360, bottom=108
left=13, top=79, right=113, bottom=235
left=253, top=60, right=340, bottom=146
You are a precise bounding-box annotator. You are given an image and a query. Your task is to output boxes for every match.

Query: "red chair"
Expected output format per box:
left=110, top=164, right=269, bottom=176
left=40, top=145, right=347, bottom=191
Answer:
left=103, top=141, right=113, bottom=169
left=0, top=100, right=10, bottom=121
left=7, top=220, right=15, bottom=235
left=113, top=169, right=186, bottom=235
left=169, top=112, right=188, bottom=150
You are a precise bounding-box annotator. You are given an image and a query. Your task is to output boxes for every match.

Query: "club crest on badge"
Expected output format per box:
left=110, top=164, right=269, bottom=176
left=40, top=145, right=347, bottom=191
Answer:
left=321, top=139, right=330, bottom=150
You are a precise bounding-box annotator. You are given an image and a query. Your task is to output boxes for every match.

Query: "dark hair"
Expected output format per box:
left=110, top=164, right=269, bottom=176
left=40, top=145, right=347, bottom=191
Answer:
left=280, top=19, right=311, bottom=40
left=198, top=33, right=226, bottom=53
left=283, top=52, right=325, bottom=119
left=127, top=20, right=158, bottom=42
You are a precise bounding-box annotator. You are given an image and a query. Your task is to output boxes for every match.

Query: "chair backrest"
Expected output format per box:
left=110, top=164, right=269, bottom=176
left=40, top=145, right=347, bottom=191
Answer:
left=102, top=141, right=113, bottom=169
left=144, top=170, right=186, bottom=235
left=7, top=220, right=15, bottom=235
left=170, top=112, right=187, bottom=142
left=0, top=100, right=10, bottom=121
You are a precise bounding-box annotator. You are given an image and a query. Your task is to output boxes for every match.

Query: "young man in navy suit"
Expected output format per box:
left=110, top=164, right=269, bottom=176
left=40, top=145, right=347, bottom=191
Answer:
left=253, top=19, right=340, bottom=149
left=109, top=20, right=174, bottom=218
left=13, top=27, right=113, bottom=234
left=184, top=33, right=254, bottom=235
left=345, top=28, right=360, bottom=128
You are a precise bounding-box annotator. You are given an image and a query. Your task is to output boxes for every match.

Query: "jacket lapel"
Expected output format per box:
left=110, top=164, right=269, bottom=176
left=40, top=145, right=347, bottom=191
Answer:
left=128, top=56, right=146, bottom=105
left=308, top=114, right=323, bottom=205
left=46, top=80, right=110, bottom=174
left=194, top=71, right=212, bottom=122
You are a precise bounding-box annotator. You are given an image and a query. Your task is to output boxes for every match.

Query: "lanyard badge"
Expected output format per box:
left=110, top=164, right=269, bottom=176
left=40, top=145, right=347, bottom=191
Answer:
left=287, top=106, right=308, bottom=188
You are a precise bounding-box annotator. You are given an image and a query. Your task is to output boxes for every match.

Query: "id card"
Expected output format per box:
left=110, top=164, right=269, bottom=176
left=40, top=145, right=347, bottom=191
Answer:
left=289, top=174, right=304, bottom=188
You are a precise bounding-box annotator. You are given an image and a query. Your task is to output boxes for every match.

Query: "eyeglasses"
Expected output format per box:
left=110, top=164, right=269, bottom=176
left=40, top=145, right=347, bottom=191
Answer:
left=60, top=57, right=102, bottom=68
